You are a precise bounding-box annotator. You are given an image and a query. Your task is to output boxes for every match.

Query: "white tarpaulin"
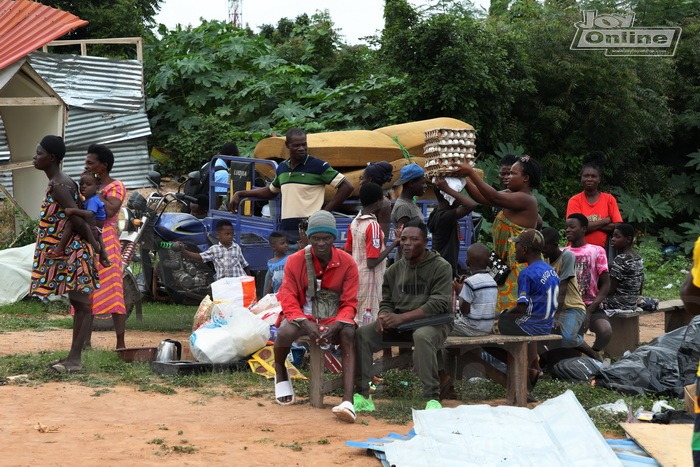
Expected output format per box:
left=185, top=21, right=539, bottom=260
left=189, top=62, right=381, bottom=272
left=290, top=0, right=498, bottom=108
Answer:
left=0, top=243, right=34, bottom=305
left=384, top=390, right=622, bottom=467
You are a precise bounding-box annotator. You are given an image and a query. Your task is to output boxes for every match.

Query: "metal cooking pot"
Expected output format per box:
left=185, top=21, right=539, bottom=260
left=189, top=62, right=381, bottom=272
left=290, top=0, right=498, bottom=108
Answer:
left=155, top=339, right=182, bottom=362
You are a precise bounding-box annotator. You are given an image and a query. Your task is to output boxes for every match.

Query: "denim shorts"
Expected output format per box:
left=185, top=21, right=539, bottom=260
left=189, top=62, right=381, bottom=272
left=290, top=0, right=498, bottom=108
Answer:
left=553, top=308, right=585, bottom=348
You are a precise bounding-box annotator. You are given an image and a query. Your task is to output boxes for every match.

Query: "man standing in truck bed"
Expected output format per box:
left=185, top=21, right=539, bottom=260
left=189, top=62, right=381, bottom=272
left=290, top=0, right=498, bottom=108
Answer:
left=230, top=128, right=354, bottom=246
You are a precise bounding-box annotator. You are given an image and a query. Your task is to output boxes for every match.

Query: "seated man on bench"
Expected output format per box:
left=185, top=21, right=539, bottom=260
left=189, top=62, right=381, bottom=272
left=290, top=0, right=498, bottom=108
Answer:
left=355, top=220, right=453, bottom=411
left=274, top=211, right=359, bottom=423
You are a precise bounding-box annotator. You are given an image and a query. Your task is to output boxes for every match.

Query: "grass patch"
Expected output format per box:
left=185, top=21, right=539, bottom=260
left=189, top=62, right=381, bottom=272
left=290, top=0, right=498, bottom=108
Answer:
left=455, top=377, right=506, bottom=402
left=122, top=301, right=194, bottom=333
left=0, top=299, right=72, bottom=331
left=172, top=445, right=197, bottom=454
left=0, top=298, right=194, bottom=334
left=638, top=242, right=691, bottom=300
left=277, top=442, right=303, bottom=452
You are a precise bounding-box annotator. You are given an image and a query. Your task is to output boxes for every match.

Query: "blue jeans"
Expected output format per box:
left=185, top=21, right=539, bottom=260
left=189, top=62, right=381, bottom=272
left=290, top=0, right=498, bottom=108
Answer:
left=552, top=308, right=585, bottom=348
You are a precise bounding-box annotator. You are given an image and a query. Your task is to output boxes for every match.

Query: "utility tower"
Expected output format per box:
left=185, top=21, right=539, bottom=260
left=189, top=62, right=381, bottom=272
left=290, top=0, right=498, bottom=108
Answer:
left=228, top=0, right=242, bottom=27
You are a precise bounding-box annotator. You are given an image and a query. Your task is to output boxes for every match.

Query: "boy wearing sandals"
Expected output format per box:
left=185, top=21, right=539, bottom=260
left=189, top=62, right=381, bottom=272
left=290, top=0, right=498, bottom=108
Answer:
left=273, top=210, right=359, bottom=422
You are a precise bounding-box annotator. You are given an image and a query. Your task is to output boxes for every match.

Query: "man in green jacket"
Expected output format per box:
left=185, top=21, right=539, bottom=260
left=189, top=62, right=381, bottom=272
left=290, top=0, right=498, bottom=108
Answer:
left=354, top=220, right=453, bottom=410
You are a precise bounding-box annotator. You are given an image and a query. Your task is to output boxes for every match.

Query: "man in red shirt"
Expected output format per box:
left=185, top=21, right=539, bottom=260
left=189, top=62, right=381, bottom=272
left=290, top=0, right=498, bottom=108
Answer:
left=274, top=210, right=359, bottom=422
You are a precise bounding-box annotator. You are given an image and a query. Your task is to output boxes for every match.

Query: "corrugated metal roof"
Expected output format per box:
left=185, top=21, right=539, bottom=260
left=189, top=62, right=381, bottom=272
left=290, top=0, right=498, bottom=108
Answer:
left=0, top=0, right=87, bottom=70
left=29, top=52, right=145, bottom=113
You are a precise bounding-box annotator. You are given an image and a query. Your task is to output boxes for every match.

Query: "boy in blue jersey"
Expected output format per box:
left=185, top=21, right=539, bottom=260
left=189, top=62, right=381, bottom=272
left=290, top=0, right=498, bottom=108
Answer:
left=497, top=228, right=559, bottom=388
left=499, top=229, right=559, bottom=336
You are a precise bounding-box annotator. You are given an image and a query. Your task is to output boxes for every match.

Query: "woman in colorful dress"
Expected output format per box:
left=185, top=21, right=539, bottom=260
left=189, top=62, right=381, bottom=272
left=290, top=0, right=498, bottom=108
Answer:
left=31, top=135, right=100, bottom=373
left=455, top=156, right=541, bottom=312
left=83, top=144, right=128, bottom=349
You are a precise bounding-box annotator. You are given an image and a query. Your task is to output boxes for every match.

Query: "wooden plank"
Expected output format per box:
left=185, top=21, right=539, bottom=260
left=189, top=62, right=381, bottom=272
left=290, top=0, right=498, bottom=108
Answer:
left=46, top=37, right=144, bottom=62
left=445, top=333, right=561, bottom=347
left=0, top=160, right=34, bottom=171
left=658, top=299, right=684, bottom=312
left=621, top=422, right=692, bottom=467
left=0, top=97, right=62, bottom=106
left=47, top=37, right=143, bottom=45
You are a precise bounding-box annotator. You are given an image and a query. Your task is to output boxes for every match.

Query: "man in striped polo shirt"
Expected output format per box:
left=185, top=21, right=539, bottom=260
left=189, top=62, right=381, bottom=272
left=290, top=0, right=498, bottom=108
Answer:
left=231, top=128, right=354, bottom=245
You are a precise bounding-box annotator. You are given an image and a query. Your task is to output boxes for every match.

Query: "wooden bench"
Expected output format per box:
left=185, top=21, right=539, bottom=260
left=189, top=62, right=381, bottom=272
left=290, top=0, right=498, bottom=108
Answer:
left=661, top=299, right=691, bottom=332
left=443, top=334, right=561, bottom=407
left=606, top=299, right=688, bottom=358
left=306, top=333, right=561, bottom=409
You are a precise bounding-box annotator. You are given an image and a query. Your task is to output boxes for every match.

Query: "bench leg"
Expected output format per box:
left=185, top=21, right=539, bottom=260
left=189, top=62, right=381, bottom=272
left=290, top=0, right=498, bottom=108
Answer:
left=606, top=315, right=639, bottom=357
left=504, top=342, right=528, bottom=407
left=309, top=344, right=324, bottom=408
left=665, top=308, right=692, bottom=333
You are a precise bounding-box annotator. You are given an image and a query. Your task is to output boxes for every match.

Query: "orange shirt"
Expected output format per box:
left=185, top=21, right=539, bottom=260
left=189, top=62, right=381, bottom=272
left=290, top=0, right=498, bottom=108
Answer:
left=566, top=192, right=623, bottom=248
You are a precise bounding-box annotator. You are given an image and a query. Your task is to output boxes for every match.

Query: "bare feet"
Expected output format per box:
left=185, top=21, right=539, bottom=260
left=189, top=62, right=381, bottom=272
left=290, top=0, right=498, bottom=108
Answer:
left=44, top=246, right=66, bottom=259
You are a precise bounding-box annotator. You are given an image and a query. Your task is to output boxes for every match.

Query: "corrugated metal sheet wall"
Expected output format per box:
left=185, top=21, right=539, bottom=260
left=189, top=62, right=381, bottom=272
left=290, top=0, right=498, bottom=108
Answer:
left=0, top=52, right=153, bottom=195
left=0, top=116, right=12, bottom=195
left=28, top=52, right=145, bottom=113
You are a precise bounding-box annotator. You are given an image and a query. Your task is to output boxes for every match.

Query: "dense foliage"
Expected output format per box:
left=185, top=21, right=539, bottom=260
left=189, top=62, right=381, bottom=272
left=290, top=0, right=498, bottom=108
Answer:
left=84, top=0, right=698, bottom=250
left=144, top=17, right=396, bottom=171
left=45, top=0, right=162, bottom=39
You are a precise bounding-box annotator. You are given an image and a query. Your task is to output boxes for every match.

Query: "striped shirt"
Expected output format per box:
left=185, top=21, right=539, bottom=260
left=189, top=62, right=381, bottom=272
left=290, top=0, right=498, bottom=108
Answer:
left=457, top=272, right=498, bottom=334
left=269, top=155, right=345, bottom=220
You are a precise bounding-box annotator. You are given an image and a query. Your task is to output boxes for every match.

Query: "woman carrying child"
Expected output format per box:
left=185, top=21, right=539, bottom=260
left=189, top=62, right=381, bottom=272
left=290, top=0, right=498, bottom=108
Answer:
left=47, top=171, right=110, bottom=267
left=31, top=135, right=100, bottom=373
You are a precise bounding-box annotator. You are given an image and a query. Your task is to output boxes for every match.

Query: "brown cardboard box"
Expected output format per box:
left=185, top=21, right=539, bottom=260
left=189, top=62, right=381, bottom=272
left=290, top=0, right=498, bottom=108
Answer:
left=181, top=343, right=194, bottom=362
left=685, top=384, right=696, bottom=414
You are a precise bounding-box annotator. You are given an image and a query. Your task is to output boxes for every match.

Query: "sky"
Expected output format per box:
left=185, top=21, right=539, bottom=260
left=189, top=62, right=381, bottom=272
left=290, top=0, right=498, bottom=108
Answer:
left=154, top=0, right=491, bottom=45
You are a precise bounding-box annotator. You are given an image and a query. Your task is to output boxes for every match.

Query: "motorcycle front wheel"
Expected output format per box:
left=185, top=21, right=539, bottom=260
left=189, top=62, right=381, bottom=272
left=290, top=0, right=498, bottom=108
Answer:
left=91, top=269, right=141, bottom=331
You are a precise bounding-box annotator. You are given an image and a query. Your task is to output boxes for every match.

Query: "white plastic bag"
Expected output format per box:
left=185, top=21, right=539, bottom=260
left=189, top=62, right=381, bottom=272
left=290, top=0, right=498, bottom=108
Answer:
left=210, top=276, right=256, bottom=306
left=189, top=304, right=270, bottom=363
left=248, top=293, right=282, bottom=325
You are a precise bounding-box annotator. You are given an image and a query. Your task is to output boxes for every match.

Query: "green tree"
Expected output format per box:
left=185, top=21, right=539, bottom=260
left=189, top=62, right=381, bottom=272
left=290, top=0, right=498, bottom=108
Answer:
left=378, top=0, right=534, bottom=145
left=43, top=0, right=162, bottom=38
left=145, top=20, right=396, bottom=171
left=42, top=0, right=162, bottom=57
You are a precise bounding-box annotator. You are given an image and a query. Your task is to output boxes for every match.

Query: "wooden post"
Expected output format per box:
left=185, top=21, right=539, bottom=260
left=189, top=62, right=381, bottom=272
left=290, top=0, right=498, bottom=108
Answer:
left=308, top=343, right=324, bottom=408
left=606, top=313, right=640, bottom=357
left=504, top=342, right=528, bottom=407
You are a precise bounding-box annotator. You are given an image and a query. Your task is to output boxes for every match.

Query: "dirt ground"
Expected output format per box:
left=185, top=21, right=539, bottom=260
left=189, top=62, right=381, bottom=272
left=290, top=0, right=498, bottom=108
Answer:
left=0, top=313, right=666, bottom=466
